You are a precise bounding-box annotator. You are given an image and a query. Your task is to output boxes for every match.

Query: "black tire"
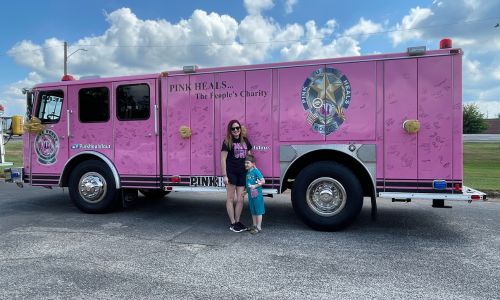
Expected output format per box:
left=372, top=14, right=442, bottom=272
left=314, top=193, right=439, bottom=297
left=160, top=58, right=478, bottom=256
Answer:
left=291, top=161, right=363, bottom=231
left=68, top=160, right=120, bottom=213
left=139, top=189, right=170, bottom=199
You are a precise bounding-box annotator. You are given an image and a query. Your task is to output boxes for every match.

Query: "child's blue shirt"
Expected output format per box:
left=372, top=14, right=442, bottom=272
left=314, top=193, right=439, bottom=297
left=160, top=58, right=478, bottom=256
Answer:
left=246, top=167, right=264, bottom=199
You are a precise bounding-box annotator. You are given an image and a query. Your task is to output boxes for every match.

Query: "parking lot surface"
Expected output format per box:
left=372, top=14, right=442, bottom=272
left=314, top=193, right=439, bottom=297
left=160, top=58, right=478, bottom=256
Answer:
left=1, top=182, right=499, bottom=299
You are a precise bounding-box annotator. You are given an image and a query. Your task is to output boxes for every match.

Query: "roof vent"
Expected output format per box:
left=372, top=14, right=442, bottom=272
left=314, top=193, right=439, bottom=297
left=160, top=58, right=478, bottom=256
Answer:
left=407, top=46, right=426, bottom=56
left=183, top=65, right=198, bottom=73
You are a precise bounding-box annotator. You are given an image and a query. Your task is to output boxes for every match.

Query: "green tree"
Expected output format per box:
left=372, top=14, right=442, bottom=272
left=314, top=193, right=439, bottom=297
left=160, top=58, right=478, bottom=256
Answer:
left=463, top=104, right=488, bottom=133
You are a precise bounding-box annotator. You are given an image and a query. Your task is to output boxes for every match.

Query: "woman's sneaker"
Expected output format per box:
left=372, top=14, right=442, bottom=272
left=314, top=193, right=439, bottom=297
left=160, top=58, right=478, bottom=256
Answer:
left=230, top=222, right=248, bottom=232
left=236, top=222, right=248, bottom=232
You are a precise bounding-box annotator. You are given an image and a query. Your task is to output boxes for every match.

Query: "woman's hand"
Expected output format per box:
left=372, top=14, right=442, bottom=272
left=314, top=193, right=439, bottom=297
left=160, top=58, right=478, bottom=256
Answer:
left=221, top=151, right=228, bottom=185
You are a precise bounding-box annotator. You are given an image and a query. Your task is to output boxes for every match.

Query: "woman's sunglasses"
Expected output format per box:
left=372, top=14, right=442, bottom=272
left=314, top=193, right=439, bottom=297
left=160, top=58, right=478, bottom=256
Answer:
left=231, top=126, right=241, bottom=131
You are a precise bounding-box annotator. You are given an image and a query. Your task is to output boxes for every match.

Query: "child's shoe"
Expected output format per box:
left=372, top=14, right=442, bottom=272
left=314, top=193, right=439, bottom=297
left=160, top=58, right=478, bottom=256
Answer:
left=250, top=227, right=260, bottom=234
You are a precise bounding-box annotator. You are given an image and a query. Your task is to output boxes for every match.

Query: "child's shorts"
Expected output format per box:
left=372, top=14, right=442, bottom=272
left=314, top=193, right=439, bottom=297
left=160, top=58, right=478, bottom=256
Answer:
left=248, top=195, right=265, bottom=215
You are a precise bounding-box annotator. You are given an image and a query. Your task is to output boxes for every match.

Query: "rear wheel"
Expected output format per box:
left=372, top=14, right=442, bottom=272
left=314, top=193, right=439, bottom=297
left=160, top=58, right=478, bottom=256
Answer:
left=69, top=160, right=119, bottom=213
left=291, top=161, right=363, bottom=231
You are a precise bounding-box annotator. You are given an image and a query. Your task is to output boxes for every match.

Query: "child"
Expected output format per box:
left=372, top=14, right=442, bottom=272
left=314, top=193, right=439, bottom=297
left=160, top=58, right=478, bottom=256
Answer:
left=244, top=155, right=266, bottom=234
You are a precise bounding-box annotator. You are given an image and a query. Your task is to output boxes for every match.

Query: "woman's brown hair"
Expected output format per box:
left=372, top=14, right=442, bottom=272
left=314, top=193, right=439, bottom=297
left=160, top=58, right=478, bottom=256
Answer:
left=224, top=119, right=247, bottom=150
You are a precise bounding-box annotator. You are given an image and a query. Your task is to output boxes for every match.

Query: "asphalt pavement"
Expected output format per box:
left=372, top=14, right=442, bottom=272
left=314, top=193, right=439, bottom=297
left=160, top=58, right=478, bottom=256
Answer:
left=0, top=182, right=499, bottom=299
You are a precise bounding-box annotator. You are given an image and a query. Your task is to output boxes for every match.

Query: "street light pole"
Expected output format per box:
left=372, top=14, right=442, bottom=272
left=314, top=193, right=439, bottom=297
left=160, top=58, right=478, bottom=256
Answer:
left=63, top=41, right=87, bottom=76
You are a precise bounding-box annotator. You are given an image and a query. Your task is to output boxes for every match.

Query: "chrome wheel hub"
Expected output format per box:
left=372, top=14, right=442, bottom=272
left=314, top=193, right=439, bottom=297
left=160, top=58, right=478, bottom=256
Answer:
left=78, top=172, right=107, bottom=203
left=306, top=177, right=346, bottom=216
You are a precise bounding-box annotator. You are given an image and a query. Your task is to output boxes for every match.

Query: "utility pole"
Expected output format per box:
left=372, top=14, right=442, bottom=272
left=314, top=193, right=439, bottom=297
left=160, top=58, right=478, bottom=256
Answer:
left=64, top=41, right=68, bottom=76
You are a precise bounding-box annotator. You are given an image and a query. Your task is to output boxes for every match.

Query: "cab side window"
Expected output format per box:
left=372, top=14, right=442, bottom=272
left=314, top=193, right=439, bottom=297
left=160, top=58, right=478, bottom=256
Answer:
left=116, top=84, right=150, bottom=121
left=79, top=87, right=110, bottom=123
left=36, top=90, right=64, bottom=124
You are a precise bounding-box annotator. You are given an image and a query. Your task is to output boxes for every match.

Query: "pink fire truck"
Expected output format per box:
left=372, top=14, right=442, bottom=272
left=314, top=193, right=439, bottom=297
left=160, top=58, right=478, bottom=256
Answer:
left=4, top=39, right=485, bottom=230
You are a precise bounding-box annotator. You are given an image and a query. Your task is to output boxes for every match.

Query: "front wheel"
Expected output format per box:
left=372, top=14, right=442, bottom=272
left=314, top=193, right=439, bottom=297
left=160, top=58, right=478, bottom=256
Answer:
left=68, top=160, right=119, bottom=213
left=291, top=161, right=363, bottom=231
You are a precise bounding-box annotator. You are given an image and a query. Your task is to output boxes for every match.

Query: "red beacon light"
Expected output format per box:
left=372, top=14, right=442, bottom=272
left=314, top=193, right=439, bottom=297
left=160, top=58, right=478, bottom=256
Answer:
left=61, top=74, right=75, bottom=81
left=440, top=38, right=452, bottom=49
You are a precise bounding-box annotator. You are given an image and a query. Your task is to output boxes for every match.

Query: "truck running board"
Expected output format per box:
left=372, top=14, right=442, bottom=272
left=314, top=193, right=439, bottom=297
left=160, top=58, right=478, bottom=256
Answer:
left=379, top=186, right=486, bottom=202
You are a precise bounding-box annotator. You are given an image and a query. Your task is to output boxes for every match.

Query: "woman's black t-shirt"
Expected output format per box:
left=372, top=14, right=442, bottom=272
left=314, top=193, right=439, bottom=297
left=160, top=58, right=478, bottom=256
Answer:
left=221, top=137, right=252, bottom=174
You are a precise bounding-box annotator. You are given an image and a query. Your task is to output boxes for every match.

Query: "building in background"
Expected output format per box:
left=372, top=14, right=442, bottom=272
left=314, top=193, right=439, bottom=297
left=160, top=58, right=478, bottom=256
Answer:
left=484, top=119, right=500, bottom=134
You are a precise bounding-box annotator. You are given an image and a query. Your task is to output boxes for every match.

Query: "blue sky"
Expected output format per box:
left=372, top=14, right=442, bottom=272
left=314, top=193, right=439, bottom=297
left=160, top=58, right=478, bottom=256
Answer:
left=1, top=0, right=499, bottom=117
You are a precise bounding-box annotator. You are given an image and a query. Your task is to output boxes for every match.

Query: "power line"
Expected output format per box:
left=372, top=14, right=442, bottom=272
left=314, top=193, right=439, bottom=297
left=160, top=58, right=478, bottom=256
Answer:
left=0, top=45, right=62, bottom=57
left=72, top=17, right=499, bottom=48
left=1, top=16, right=499, bottom=56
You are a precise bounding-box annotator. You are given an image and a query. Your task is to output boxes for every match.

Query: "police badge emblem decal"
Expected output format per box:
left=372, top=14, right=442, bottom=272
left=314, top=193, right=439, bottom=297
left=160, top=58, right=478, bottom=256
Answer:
left=34, top=129, right=60, bottom=165
left=301, top=67, right=352, bottom=135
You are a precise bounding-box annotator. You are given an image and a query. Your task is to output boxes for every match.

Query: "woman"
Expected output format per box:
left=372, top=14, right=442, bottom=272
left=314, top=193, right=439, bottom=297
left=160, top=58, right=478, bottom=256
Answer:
left=221, top=120, right=252, bottom=232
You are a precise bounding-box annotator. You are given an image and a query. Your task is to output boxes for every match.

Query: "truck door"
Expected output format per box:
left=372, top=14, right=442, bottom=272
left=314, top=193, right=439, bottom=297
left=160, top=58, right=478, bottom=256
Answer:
left=383, top=59, right=418, bottom=185
left=163, top=74, right=217, bottom=179
left=190, top=74, right=216, bottom=177
left=113, top=79, right=158, bottom=187
left=244, top=70, right=274, bottom=185
left=68, top=83, right=114, bottom=162
left=417, top=56, right=454, bottom=190
left=164, top=75, right=191, bottom=177
left=29, top=87, right=69, bottom=185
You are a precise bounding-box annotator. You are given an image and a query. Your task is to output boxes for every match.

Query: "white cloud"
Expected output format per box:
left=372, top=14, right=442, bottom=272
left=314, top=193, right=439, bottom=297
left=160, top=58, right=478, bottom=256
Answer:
left=345, top=17, right=384, bottom=40
left=466, top=99, right=500, bottom=119
left=280, top=20, right=343, bottom=60
left=463, top=57, right=482, bottom=82
left=390, top=1, right=500, bottom=51
left=244, top=0, right=274, bottom=15
left=493, top=67, right=500, bottom=80
left=389, top=7, right=433, bottom=46
left=279, top=18, right=386, bottom=61
left=4, top=7, right=384, bottom=117
left=7, top=7, right=370, bottom=81
left=8, top=39, right=62, bottom=78
left=284, top=0, right=298, bottom=14
left=238, top=14, right=277, bottom=62
left=274, top=23, right=304, bottom=43
left=463, top=0, right=481, bottom=10
left=0, top=72, right=42, bottom=116
left=9, top=8, right=250, bottom=79
left=391, top=0, right=500, bottom=118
